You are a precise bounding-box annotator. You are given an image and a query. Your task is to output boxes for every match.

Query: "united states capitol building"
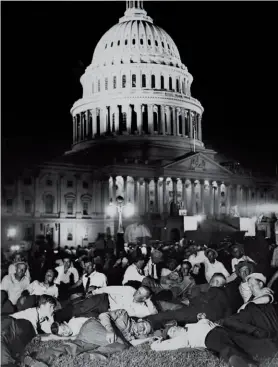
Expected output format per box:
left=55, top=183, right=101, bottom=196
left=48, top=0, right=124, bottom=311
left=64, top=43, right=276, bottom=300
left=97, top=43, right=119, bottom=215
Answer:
left=2, top=2, right=278, bottom=250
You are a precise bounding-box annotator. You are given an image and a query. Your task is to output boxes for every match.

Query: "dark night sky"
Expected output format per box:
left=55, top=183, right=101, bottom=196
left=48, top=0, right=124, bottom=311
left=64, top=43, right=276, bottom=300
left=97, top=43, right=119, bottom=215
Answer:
left=2, top=1, right=278, bottom=176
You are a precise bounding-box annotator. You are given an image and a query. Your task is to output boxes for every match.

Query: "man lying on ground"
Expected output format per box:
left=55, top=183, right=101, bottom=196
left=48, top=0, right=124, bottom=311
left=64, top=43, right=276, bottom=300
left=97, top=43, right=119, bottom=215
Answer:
left=151, top=301, right=278, bottom=367
left=55, top=285, right=157, bottom=323
left=144, top=273, right=231, bottom=330
left=26, top=309, right=155, bottom=366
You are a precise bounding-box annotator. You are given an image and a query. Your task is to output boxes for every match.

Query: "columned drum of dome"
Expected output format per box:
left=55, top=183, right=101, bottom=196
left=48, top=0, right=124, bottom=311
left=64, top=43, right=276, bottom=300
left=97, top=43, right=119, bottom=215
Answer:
left=69, top=2, right=204, bottom=163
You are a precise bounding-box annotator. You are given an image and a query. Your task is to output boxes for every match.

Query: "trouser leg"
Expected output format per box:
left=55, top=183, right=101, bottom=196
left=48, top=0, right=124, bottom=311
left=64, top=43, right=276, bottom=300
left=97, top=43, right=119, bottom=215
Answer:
left=145, top=306, right=196, bottom=330
left=72, top=294, right=109, bottom=317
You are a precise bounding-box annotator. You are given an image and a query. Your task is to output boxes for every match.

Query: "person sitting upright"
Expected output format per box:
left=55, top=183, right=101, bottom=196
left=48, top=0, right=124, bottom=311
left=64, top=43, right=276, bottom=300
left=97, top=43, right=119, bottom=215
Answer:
left=71, top=257, right=107, bottom=296
left=122, top=255, right=146, bottom=285
left=1, top=261, right=30, bottom=306
left=55, top=253, right=79, bottom=299
left=8, top=252, right=31, bottom=281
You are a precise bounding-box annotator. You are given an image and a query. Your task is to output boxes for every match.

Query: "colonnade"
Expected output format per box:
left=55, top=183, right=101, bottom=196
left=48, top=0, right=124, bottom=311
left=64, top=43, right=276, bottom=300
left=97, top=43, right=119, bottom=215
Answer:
left=73, top=104, right=202, bottom=143
left=109, top=176, right=268, bottom=218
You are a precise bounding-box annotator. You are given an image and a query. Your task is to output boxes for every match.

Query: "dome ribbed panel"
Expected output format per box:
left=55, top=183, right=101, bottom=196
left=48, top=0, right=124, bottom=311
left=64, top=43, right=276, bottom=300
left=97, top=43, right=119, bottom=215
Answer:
left=91, top=19, right=183, bottom=68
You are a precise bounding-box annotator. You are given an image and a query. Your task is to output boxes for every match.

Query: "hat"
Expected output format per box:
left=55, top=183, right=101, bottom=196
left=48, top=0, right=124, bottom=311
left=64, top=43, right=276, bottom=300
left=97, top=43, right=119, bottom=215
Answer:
left=246, top=273, right=266, bottom=284
left=235, top=260, right=256, bottom=276
left=204, top=248, right=218, bottom=258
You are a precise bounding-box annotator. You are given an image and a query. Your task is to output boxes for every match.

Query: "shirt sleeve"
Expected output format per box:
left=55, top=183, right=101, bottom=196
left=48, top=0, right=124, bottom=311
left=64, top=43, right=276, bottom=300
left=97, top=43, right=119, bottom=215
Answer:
left=122, top=266, right=144, bottom=285
left=0, top=276, right=9, bottom=292
left=221, top=264, right=230, bottom=279
left=27, top=281, right=36, bottom=295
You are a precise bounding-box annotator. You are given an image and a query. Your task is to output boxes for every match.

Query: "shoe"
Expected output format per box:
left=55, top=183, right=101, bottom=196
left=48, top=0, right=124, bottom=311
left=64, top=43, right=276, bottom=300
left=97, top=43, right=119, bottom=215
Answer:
left=229, top=355, right=249, bottom=367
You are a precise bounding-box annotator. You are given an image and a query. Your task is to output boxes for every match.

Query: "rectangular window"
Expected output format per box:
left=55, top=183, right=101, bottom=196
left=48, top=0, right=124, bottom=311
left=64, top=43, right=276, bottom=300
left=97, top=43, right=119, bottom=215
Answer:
left=67, top=180, right=73, bottom=188
left=142, top=74, right=146, bottom=88
left=105, top=77, right=108, bottom=90
left=132, top=74, right=136, bottom=88
left=67, top=233, right=73, bottom=241
left=113, top=76, right=117, bottom=89
left=98, top=80, right=100, bottom=92
left=6, top=199, right=13, bottom=213
left=122, top=75, right=126, bottom=88
left=67, top=201, right=73, bottom=215
left=83, top=202, right=89, bottom=215
left=83, top=181, right=89, bottom=189
left=24, top=199, right=32, bottom=213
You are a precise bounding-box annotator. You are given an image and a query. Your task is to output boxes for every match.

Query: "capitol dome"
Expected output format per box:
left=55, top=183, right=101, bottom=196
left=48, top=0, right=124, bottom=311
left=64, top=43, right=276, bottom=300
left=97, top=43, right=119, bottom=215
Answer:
left=91, top=3, right=183, bottom=69
left=69, top=1, right=205, bottom=164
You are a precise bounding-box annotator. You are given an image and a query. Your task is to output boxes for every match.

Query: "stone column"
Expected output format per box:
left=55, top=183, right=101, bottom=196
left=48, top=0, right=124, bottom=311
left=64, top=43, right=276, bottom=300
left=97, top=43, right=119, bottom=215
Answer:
left=73, top=116, right=76, bottom=143
left=210, top=182, right=215, bottom=217
left=188, top=110, right=193, bottom=138
left=181, top=178, right=187, bottom=210
left=135, top=104, right=142, bottom=134
left=86, top=110, right=90, bottom=139
left=162, top=177, right=167, bottom=212
left=144, top=179, right=149, bottom=213
left=166, top=106, right=171, bottom=134
left=91, top=109, right=96, bottom=137
left=181, top=109, right=186, bottom=136
left=216, top=182, right=222, bottom=218
left=147, top=105, right=154, bottom=134
left=236, top=184, right=242, bottom=215
left=172, top=177, right=177, bottom=205
left=198, top=114, right=202, bottom=141
left=172, top=108, right=177, bottom=136
left=160, top=105, right=165, bottom=135
left=226, top=184, right=231, bottom=216
left=134, top=177, right=139, bottom=212
left=154, top=178, right=159, bottom=212
left=99, top=108, right=105, bottom=135
left=114, top=106, right=119, bottom=134
left=191, top=180, right=196, bottom=215
left=127, top=105, right=132, bottom=134
left=112, top=176, right=117, bottom=202
left=200, top=179, right=205, bottom=214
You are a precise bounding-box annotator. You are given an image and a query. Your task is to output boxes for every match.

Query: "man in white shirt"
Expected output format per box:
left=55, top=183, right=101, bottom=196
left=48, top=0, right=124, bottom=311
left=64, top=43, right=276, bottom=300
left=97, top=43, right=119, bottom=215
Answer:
left=230, top=244, right=255, bottom=273
left=203, top=249, right=230, bottom=283
left=55, top=256, right=79, bottom=286
left=122, top=255, right=146, bottom=285
left=1, top=262, right=30, bottom=305
left=93, top=285, right=158, bottom=318
left=72, top=257, right=107, bottom=295
left=11, top=294, right=57, bottom=334
left=235, top=261, right=256, bottom=303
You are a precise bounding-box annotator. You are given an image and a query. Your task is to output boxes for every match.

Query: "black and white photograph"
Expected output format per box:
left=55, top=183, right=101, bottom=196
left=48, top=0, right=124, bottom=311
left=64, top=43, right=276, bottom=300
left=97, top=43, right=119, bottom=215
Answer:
left=1, top=1, right=278, bottom=367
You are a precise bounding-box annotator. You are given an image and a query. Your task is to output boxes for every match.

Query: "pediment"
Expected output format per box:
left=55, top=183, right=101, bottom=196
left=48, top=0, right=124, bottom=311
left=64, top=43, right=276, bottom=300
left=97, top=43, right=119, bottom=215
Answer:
left=163, top=152, right=233, bottom=176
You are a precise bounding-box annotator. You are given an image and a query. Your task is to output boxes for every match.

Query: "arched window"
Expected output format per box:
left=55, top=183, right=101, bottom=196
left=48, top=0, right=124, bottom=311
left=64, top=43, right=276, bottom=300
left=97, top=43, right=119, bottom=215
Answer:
left=155, top=40, right=158, bottom=46
left=176, top=79, right=180, bottom=92
left=98, top=80, right=100, bottom=92
left=117, top=40, right=120, bottom=46
left=105, top=77, right=108, bottom=90
left=148, top=39, right=151, bottom=46
left=122, top=75, right=126, bottom=88
left=113, top=76, right=117, bottom=89
left=142, top=74, right=146, bottom=88
left=140, top=38, right=143, bottom=45
left=132, top=39, right=136, bottom=45
left=125, top=39, right=128, bottom=45
left=169, top=76, right=172, bottom=90
left=45, top=194, right=54, bottom=214
left=132, top=74, right=136, bottom=87
left=160, top=75, right=164, bottom=89
left=151, top=74, right=155, bottom=88
left=92, top=82, right=94, bottom=94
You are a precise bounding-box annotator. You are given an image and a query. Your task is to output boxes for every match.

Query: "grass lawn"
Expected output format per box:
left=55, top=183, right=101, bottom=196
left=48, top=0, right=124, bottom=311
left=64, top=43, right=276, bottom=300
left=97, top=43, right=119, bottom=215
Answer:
left=25, top=338, right=274, bottom=367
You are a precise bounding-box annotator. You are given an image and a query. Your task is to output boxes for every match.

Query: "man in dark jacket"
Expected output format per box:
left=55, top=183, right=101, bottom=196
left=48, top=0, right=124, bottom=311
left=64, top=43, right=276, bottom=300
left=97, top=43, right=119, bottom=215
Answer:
left=205, top=302, right=278, bottom=367
left=144, top=273, right=231, bottom=330
left=1, top=316, right=36, bottom=367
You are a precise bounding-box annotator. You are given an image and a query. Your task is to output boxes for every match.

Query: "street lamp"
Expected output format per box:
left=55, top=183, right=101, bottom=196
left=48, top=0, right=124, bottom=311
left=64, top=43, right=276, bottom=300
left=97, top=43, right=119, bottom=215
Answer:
left=7, top=227, right=16, bottom=240
left=106, top=195, right=135, bottom=234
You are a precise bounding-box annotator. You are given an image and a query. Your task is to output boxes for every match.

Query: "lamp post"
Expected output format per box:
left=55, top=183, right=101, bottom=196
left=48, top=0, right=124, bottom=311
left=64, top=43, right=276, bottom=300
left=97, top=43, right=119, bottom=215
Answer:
left=106, top=195, right=135, bottom=234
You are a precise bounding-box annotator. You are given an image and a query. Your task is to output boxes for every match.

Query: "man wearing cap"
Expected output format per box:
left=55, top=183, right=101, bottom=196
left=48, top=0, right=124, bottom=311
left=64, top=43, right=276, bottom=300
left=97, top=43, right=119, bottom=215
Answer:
left=237, top=273, right=274, bottom=312
left=234, top=261, right=256, bottom=304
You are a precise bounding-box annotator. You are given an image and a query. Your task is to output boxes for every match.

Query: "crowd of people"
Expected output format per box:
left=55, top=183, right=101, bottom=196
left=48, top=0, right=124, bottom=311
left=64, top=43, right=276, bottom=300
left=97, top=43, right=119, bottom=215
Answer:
left=1, top=233, right=278, bottom=367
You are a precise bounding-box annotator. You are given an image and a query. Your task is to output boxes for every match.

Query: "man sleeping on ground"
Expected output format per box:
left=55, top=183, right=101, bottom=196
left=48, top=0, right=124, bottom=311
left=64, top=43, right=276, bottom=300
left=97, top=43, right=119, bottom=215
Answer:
left=25, top=309, right=157, bottom=366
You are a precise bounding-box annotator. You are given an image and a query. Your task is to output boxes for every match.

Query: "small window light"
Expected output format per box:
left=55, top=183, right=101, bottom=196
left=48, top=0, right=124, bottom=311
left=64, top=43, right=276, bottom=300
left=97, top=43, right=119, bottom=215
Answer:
left=117, top=40, right=120, bottom=46
left=132, top=39, right=135, bottom=45
left=111, top=42, right=113, bottom=47
left=125, top=39, right=128, bottom=45
left=148, top=39, right=151, bottom=46
left=140, top=38, right=143, bottom=45
left=155, top=40, right=158, bottom=46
